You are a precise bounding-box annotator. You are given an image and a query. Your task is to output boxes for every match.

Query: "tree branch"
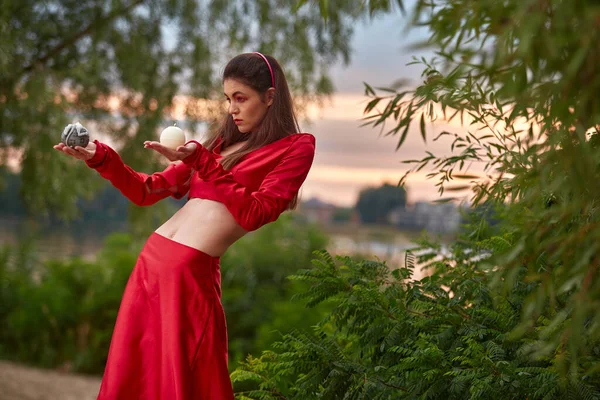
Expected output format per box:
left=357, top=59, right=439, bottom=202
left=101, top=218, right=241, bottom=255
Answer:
left=19, top=0, right=146, bottom=78
left=373, top=377, right=409, bottom=392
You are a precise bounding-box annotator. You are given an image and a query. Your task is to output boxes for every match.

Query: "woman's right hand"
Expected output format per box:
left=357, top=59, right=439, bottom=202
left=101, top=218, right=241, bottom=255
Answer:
left=53, top=141, right=97, bottom=161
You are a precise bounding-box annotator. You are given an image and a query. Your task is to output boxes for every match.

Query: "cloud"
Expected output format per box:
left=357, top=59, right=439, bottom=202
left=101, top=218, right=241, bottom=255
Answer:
left=300, top=94, right=493, bottom=206
left=307, top=116, right=460, bottom=169
left=328, top=10, right=434, bottom=93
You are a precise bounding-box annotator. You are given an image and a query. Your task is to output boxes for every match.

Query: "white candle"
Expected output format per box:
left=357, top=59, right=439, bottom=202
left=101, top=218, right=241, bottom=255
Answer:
left=160, top=126, right=186, bottom=149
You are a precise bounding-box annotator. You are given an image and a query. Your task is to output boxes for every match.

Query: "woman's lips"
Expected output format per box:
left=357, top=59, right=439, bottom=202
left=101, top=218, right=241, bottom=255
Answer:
left=234, top=119, right=243, bottom=125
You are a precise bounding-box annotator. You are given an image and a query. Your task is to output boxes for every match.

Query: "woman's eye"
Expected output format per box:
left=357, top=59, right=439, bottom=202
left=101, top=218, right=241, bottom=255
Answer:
left=236, top=97, right=246, bottom=103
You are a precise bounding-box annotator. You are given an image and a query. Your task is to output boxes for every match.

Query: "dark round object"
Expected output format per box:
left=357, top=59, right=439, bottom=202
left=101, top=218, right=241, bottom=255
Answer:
left=61, top=122, right=90, bottom=148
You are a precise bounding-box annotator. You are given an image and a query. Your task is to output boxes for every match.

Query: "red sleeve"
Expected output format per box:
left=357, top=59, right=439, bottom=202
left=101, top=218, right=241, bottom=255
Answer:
left=85, top=140, right=193, bottom=206
left=182, top=134, right=316, bottom=231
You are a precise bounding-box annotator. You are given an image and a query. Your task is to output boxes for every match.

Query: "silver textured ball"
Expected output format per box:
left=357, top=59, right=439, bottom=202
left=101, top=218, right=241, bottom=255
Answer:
left=61, top=122, right=90, bottom=148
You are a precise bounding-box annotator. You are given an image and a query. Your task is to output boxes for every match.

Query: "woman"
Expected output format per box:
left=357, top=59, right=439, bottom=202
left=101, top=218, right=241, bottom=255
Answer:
left=53, top=52, right=316, bottom=400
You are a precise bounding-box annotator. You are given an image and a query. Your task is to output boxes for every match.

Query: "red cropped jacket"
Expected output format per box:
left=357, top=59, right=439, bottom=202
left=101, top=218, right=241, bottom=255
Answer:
left=85, top=133, right=316, bottom=231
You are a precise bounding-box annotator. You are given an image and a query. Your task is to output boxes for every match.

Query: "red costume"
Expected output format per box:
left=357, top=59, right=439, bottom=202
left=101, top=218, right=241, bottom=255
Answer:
left=86, top=133, right=316, bottom=399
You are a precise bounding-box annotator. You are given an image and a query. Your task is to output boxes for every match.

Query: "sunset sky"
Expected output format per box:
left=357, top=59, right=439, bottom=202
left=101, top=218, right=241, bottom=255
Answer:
left=297, top=11, right=457, bottom=207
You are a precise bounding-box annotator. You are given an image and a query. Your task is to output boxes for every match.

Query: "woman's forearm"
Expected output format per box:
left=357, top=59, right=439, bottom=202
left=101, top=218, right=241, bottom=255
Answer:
left=86, top=140, right=192, bottom=206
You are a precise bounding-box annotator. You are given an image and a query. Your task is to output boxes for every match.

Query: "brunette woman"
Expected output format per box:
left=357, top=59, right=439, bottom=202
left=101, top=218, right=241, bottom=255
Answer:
left=54, top=52, right=316, bottom=400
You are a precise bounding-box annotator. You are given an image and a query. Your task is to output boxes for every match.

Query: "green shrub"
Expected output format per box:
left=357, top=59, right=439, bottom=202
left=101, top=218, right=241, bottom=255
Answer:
left=221, top=214, right=329, bottom=366
left=0, top=233, right=139, bottom=372
left=0, top=215, right=328, bottom=375
left=231, top=232, right=600, bottom=399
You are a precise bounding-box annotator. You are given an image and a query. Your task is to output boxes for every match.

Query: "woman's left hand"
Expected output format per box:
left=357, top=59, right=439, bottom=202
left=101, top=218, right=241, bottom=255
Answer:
left=143, top=141, right=197, bottom=162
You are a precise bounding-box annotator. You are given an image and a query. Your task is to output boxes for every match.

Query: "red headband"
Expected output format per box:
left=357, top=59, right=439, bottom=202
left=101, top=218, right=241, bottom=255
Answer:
left=253, top=52, right=275, bottom=88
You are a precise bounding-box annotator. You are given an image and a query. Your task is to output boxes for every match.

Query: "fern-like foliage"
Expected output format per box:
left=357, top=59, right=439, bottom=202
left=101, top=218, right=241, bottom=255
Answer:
left=232, top=237, right=600, bottom=399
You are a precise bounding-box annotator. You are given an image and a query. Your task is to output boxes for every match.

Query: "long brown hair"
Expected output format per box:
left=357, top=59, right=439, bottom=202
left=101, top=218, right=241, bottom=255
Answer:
left=203, top=53, right=302, bottom=208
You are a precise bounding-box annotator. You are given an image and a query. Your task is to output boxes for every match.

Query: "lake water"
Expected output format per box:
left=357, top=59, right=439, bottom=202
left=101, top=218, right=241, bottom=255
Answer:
left=327, top=232, right=427, bottom=280
left=0, top=218, right=427, bottom=279
left=0, top=217, right=123, bottom=261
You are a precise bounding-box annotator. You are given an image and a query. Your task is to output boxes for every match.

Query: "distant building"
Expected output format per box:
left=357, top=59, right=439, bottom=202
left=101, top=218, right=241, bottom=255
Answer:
left=388, top=201, right=466, bottom=234
left=298, top=197, right=338, bottom=225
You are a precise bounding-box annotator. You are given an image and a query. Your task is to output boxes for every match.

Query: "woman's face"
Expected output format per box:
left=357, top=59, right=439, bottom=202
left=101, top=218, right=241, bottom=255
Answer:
left=224, top=79, right=274, bottom=134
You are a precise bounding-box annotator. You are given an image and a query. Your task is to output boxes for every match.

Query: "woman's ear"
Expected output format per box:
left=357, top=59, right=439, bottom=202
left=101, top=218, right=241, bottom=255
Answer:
left=265, top=87, right=275, bottom=107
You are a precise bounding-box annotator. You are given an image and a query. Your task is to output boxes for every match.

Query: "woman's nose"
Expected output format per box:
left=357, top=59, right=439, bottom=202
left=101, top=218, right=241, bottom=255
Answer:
left=228, top=102, right=238, bottom=115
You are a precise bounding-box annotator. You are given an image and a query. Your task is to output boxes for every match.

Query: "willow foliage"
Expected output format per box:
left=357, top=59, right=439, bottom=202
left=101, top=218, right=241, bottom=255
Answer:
left=357, top=0, right=600, bottom=373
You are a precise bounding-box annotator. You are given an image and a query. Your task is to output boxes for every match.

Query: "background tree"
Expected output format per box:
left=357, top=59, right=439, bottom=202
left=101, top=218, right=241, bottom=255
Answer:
left=0, top=0, right=373, bottom=233
left=331, top=206, right=354, bottom=224
left=355, top=182, right=407, bottom=224
left=359, top=0, right=600, bottom=371
left=0, top=167, right=26, bottom=218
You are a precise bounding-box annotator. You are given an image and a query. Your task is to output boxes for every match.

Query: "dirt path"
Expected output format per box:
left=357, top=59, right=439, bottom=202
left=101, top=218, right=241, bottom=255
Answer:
left=0, top=361, right=101, bottom=400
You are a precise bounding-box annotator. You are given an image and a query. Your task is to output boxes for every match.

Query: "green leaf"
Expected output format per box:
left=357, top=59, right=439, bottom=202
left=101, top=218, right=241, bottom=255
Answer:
left=453, top=174, right=480, bottom=179
left=397, top=123, right=410, bottom=150
left=319, top=0, right=329, bottom=20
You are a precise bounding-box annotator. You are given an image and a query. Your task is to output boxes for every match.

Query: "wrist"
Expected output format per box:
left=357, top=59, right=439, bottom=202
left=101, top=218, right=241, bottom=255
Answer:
left=86, top=140, right=107, bottom=167
left=182, top=140, right=202, bottom=165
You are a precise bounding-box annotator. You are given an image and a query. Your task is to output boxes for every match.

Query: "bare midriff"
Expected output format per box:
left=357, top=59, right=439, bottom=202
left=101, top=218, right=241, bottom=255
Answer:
left=154, top=199, right=247, bottom=257
left=154, top=140, right=249, bottom=258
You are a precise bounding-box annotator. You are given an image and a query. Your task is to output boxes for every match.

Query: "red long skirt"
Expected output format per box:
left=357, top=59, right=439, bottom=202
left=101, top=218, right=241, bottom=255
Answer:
left=97, top=232, right=234, bottom=400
